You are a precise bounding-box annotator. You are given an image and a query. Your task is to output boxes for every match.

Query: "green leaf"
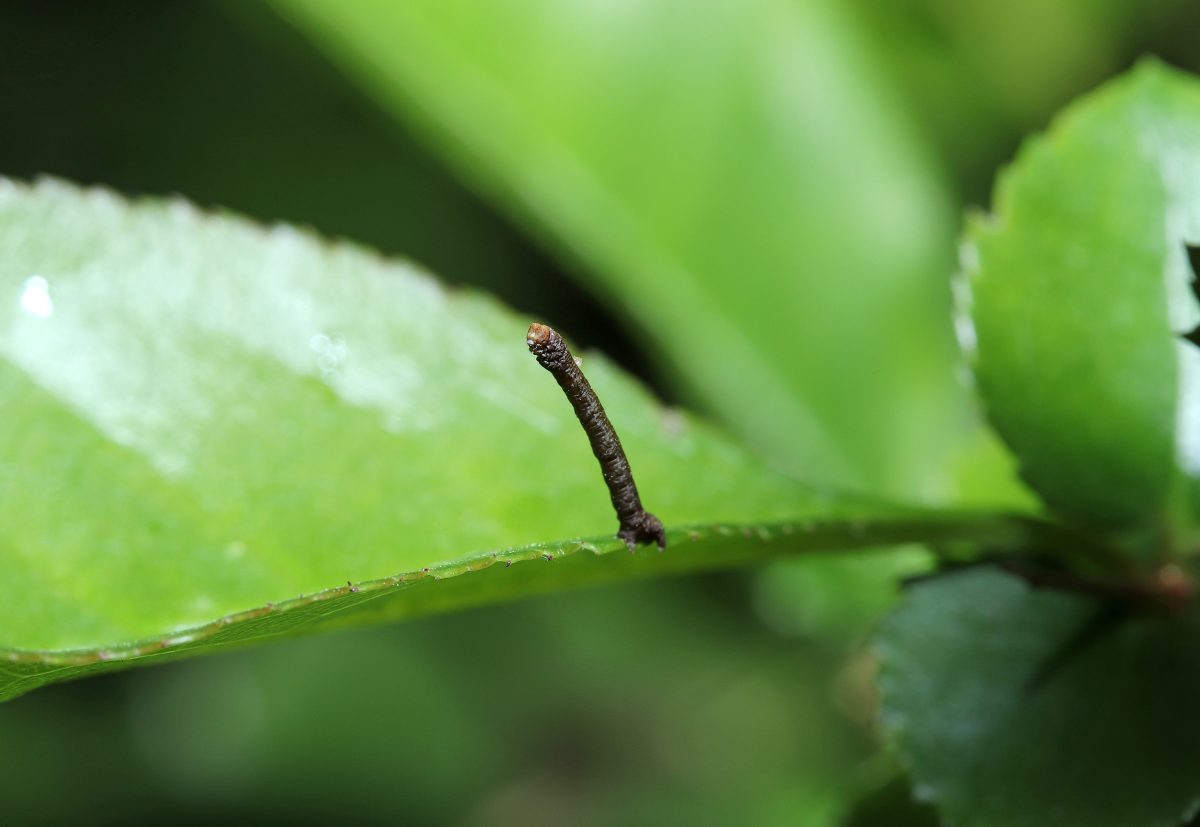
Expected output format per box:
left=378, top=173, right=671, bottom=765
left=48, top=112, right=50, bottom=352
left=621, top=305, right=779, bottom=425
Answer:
left=960, top=60, right=1200, bottom=544
left=877, top=567, right=1200, bottom=827
left=0, top=178, right=1028, bottom=701
left=266, top=0, right=987, bottom=498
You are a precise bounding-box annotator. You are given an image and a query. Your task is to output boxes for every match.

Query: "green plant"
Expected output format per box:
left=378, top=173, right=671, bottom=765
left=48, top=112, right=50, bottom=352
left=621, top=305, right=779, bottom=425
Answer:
left=5, top=4, right=1200, bottom=824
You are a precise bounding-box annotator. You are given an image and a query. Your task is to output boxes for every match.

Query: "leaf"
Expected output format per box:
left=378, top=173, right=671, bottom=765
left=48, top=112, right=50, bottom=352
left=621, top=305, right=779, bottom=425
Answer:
left=0, top=178, right=1028, bottom=701
left=876, top=567, right=1200, bottom=827
left=266, top=0, right=990, bottom=499
left=959, top=60, right=1200, bottom=542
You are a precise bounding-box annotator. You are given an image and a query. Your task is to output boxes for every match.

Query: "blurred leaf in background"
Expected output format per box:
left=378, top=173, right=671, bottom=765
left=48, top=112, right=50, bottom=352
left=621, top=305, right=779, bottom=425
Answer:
left=270, top=0, right=979, bottom=500
left=851, top=0, right=1200, bottom=203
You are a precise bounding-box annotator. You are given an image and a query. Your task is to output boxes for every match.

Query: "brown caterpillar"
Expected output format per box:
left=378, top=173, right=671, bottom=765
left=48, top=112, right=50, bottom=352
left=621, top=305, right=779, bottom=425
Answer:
left=526, top=323, right=666, bottom=551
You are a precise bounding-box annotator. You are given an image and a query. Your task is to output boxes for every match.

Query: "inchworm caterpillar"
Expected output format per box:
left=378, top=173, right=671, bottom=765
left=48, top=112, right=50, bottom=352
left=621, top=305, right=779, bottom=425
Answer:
left=527, top=323, right=666, bottom=550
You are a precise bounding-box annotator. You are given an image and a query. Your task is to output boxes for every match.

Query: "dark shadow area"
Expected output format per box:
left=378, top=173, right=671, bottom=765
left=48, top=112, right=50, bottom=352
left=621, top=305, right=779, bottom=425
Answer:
left=845, top=773, right=941, bottom=827
left=1186, top=244, right=1200, bottom=347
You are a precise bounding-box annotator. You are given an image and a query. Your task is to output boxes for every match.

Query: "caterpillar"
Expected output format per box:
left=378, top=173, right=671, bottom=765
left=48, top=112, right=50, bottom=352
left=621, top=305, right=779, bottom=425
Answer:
left=526, top=323, right=666, bottom=550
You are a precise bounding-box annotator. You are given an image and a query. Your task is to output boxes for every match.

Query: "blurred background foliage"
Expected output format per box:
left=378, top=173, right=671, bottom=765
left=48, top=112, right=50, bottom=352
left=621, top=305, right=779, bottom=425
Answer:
left=3, top=1, right=1200, bottom=824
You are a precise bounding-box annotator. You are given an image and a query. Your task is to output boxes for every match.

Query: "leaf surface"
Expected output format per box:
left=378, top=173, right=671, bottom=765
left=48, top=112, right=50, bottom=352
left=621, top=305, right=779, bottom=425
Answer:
left=0, top=179, right=1025, bottom=700
left=877, top=567, right=1200, bottom=827
left=961, top=60, right=1200, bottom=542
